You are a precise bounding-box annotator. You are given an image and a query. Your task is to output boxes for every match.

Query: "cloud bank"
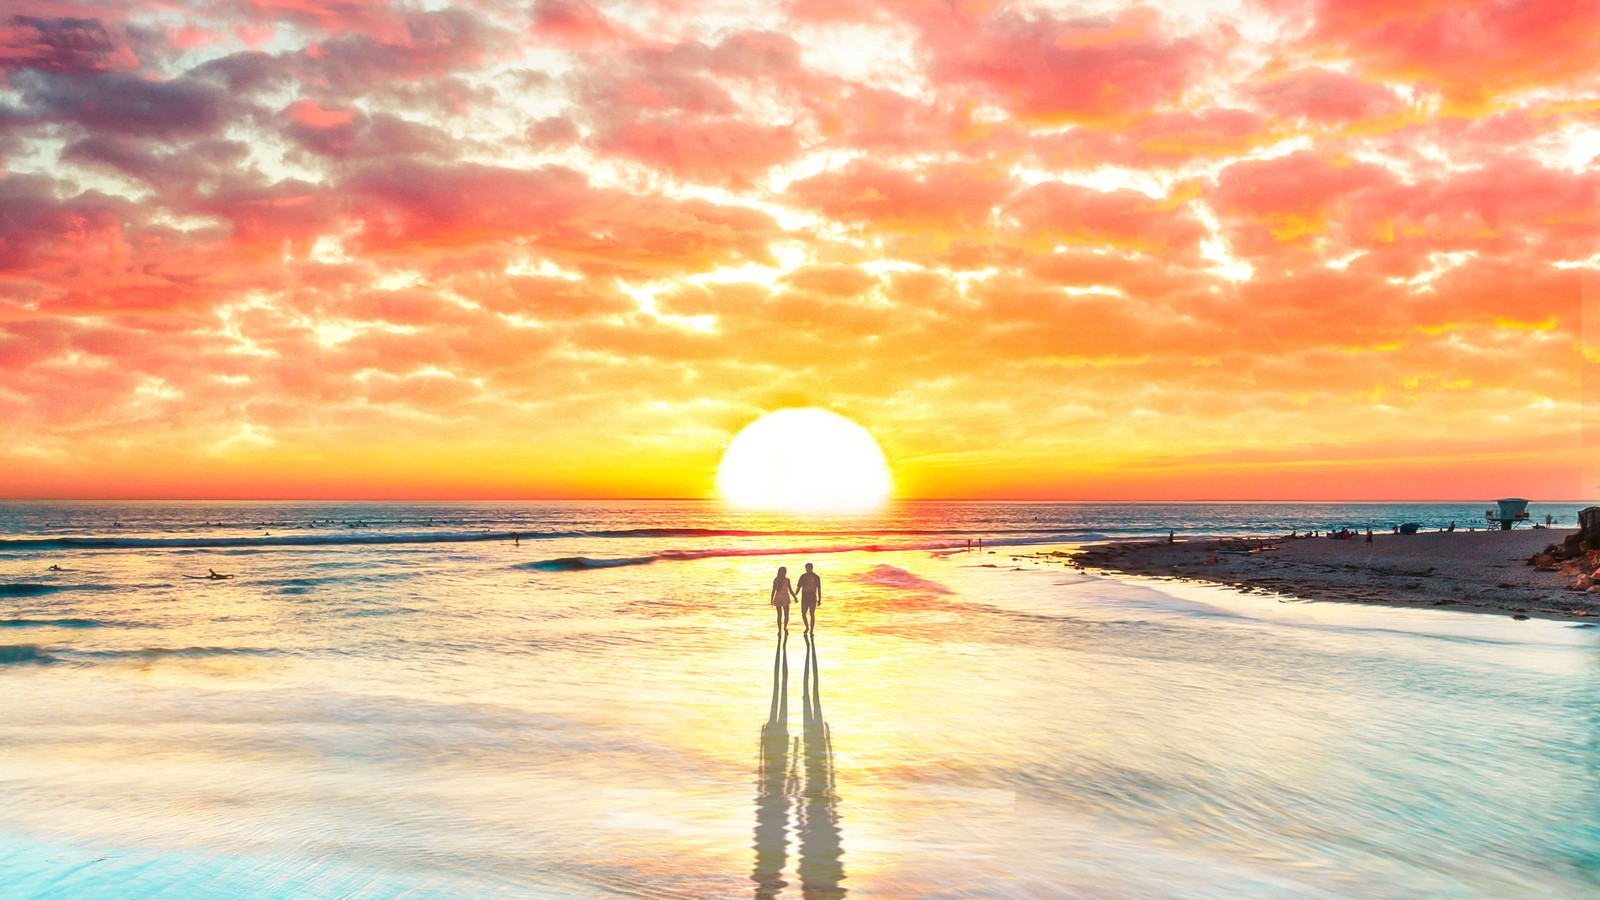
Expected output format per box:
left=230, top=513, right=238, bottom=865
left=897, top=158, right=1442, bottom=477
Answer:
left=1, top=0, right=1595, bottom=499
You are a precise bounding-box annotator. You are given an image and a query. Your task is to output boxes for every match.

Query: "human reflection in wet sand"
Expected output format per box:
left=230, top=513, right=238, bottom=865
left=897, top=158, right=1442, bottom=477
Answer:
left=752, top=631, right=793, bottom=899
left=798, top=632, right=846, bottom=899
left=751, top=632, right=848, bottom=898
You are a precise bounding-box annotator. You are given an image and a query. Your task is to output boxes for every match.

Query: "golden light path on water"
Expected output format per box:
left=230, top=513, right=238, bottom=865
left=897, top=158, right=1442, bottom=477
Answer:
left=0, top=501, right=1596, bottom=897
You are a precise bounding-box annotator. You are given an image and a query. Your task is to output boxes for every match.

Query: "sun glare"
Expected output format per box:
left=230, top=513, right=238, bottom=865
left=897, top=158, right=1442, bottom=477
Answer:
left=716, top=408, right=893, bottom=513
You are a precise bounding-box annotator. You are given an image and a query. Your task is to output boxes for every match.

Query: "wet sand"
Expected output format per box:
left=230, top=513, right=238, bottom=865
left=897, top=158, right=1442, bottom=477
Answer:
left=1051, top=529, right=1599, bottom=622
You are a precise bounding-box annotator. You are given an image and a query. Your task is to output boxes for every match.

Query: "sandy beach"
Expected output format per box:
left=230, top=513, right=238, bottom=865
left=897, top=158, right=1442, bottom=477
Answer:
left=1058, top=529, right=1600, bottom=622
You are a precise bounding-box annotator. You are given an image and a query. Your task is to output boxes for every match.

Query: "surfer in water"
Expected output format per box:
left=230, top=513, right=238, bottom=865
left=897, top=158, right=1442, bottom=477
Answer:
left=206, top=569, right=234, bottom=580
left=797, top=563, right=822, bottom=633
left=770, top=566, right=796, bottom=630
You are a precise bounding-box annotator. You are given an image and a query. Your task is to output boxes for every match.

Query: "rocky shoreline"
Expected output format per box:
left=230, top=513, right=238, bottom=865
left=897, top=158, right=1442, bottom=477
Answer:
left=1041, top=529, right=1600, bottom=622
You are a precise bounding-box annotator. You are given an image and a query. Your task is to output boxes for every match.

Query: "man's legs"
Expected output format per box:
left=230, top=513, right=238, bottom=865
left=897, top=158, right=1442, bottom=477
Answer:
left=802, top=602, right=816, bottom=632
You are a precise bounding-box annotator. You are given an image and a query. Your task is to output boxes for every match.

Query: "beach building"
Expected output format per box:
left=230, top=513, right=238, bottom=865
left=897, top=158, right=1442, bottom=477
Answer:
left=1485, top=498, right=1530, bottom=530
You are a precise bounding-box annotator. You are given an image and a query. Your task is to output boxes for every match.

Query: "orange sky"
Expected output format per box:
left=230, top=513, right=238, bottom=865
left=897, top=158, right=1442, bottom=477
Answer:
left=1, top=0, right=1596, bottom=501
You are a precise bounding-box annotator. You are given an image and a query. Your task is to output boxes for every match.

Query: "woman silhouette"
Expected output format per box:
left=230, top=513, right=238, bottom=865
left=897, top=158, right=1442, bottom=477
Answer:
left=770, top=567, right=796, bottom=630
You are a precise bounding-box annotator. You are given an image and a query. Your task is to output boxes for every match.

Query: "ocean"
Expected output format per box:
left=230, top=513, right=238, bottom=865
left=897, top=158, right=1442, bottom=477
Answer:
left=1, top=500, right=1596, bottom=898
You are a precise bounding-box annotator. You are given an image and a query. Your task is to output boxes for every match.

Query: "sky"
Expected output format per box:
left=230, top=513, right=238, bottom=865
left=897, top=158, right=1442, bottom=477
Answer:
left=1, top=0, right=1597, bottom=501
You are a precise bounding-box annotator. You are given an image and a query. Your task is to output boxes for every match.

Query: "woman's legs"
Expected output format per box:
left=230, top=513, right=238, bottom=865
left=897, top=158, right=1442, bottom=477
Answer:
left=776, top=603, right=789, bottom=629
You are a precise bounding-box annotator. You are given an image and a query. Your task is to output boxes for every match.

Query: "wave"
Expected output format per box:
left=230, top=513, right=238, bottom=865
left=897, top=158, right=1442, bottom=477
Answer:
left=0, top=643, right=273, bottom=666
left=516, top=533, right=1111, bottom=572
left=0, top=583, right=65, bottom=597
left=846, top=565, right=954, bottom=595
left=0, top=527, right=1114, bottom=552
left=62, top=646, right=277, bottom=661
left=517, top=543, right=891, bottom=571
left=523, top=556, right=661, bottom=571
left=1, top=531, right=533, bottom=551
left=0, top=617, right=108, bottom=628
left=0, top=644, right=55, bottom=665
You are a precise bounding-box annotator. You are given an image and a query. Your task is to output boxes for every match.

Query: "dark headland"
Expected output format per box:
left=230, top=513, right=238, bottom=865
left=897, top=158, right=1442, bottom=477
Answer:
left=1050, top=529, right=1600, bottom=622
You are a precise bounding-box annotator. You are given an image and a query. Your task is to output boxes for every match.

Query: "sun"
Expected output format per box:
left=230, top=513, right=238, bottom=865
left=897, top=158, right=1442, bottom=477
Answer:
left=717, top=408, right=893, bottom=513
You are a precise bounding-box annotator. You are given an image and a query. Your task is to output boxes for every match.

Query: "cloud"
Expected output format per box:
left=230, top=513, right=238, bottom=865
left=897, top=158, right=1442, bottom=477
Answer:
left=1248, top=67, right=1402, bottom=123
left=788, top=159, right=1014, bottom=231
left=1273, top=0, right=1600, bottom=105
left=0, top=0, right=1590, bottom=500
left=591, top=117, right=800, bottom=186
left=931, top=7, right=1219, bottom=124
left=19, top=70, right=232, bottom=138
left=0, top=15, right=140, bottom=75
left=0, top=174, right=129, bottom=272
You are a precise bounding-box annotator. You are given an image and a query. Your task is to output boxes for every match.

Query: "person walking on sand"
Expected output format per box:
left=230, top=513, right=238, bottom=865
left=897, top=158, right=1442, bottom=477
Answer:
left=770, top=566, right=796, bottom=630
left=797, top=563, right=823, bottom=633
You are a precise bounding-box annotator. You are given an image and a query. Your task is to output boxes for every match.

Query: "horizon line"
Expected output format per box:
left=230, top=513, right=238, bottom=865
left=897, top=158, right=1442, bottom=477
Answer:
left=1, top=497, right=1593, bottom=505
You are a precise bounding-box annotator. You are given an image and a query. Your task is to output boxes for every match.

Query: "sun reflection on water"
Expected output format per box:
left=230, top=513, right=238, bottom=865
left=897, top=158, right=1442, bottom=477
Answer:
left=753, top=631, right=847, bottom=899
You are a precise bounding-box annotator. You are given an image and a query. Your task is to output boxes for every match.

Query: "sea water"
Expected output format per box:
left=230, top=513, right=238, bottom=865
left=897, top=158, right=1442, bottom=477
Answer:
left=0, top=501, right=1596, bottom=898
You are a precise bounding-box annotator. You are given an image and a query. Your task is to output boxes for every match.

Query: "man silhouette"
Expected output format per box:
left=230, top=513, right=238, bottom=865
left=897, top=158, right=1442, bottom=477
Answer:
left=797, top=563, right=822, bottom=633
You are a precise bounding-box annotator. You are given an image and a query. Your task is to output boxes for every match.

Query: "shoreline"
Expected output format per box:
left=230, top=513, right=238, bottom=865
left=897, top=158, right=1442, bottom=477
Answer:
left=1040, top=529, right=1599, bottom=622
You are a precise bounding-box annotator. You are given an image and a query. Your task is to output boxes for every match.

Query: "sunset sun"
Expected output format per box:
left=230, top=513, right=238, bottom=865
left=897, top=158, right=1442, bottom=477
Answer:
left=716, top=408, right=892, bottom=513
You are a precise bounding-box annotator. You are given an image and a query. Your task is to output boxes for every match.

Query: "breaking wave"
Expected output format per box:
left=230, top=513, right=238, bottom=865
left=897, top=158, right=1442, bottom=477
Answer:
left=516, top=533, right=1107, bottom=572
left=0, top=527, right=1109, bottom=553
left=0, top=583, right=65, bottom=597
left=0, top=644, right=55, bottom=665
left=522, top=556, right=661, bottom=571
left=0, top=618, right=111, bottom=628
left=62, top=646, right=278, bottom=661
left=846, top=565, right=954, bottom=595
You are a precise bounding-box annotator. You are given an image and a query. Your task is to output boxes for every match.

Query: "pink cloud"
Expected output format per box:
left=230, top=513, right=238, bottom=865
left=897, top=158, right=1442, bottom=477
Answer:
left=0, top=15, right=139, bottom=76
left=1275, top=0, right=1600, bottom=102
left=284, top=98, right=353, bottom=129
left=932, top=7, right=1218, bottom=123
left=1249, top=67, right=1402, bottom=122
left=530, top=0, right=631, bottom=49
left=1007, top=181, right=1206, bottom=255
left=788, top=160, right=1013, bottom=231
left=592, top=118, right=800, bottom=186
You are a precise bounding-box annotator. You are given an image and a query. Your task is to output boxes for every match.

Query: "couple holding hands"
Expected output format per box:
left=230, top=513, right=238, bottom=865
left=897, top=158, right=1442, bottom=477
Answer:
left=768, top=563, right=823, bottom=632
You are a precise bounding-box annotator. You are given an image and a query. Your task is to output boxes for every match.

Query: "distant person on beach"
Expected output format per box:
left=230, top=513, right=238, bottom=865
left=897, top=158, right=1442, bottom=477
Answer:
left=966, top=538, right=972, bottom=552
left=770, top=566, right=795, bottom=629
left=1447, top=521, right=1456, bottom=533
left=797, top=563, right=823, bottom=633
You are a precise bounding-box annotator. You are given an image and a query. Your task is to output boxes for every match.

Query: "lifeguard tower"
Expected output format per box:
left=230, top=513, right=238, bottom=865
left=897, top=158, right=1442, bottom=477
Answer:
left=1485, top=498, right=1530, bottom=530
